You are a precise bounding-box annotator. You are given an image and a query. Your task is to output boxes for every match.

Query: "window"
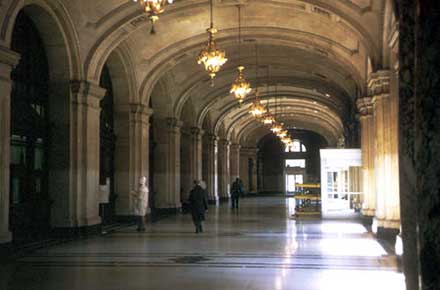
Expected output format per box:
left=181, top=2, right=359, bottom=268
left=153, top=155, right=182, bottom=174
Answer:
left=285, top=159, right=306, bottom=168
left=285, top=139, right=307, bottom=152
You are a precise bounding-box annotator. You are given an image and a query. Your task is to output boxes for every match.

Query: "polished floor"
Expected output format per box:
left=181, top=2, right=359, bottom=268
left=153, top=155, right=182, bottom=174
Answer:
left=1, top=197, right=405, bottom=290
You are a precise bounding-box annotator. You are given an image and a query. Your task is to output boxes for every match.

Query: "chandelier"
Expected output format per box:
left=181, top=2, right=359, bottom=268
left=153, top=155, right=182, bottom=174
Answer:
left=249, top=44, right=266, bottom=117
left=277, top=130, right=288, bottom=138
left=262, top=112, right=275, bottom=125
left=231, top=66, right=252, bottom=103
left=270, top=122, right=283, bottom=133
left=249, top=97, right=266, bottom=117
left=197, top=0, right=227, bottom=81
left=133, top=0, right=174, bottom=34
left=281, top=136, right=293, bottom=145
left=261, top=66, right=274, bottom=124
left=230, top=5, right=251, bottom=104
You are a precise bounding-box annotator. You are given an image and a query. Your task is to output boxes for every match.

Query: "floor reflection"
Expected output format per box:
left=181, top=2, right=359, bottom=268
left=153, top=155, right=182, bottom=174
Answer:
left=3, top=196, right=404, bottom=290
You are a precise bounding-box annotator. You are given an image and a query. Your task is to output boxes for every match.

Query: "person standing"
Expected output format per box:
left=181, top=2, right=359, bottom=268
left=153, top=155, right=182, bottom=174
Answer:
left=189, top=180, right=208, bottom=233
left=231, top=177, right=243, bottom=209
left=132, top=176, right=149, bottom=232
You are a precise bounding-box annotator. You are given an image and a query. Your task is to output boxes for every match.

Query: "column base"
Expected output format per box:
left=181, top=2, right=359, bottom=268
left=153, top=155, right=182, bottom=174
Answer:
left=0, top=230, right=12, bottom=244
left=219, top=197, right=230, bottom=203
left=0, top=241, right=12, bottom=259
left=361, top=208, right=375, bottom=217
left=377, top=227, right=400, bottom=242
left=208, top=200, right=218, bottom=205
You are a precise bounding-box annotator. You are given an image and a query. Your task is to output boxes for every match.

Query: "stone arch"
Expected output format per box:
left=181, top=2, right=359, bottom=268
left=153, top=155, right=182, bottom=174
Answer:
left=98, top=45, right=142, bottom=219
left=1, top=0, right=82, bottom=80
left=6, top=3, right=80, bottom=229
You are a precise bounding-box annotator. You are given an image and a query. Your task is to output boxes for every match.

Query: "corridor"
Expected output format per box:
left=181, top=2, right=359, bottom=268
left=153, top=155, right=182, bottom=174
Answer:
left=1, top=197, right=405, bottom=290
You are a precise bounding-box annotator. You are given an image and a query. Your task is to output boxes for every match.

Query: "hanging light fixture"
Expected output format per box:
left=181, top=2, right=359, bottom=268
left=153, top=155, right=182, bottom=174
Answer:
left=249, top=44, right=266, bottom=118
left=270, top=84, right=282, bottom=132
left=230, top=5, right=251, bottom=104
left=133, top=0, right=174, bottom=34
left=281, top=136, right=293, bottom=145
left=270, top=122, right=283, bottom=133
left=277, top=130, right=288, bottom=138
left=262, top=65, right=275, bottom=125
left=197, top=0, right=227, bottom=82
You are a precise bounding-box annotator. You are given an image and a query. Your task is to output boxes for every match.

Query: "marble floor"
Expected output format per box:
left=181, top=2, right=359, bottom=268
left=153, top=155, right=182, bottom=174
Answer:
left=1, top=197, right=405, bottom=290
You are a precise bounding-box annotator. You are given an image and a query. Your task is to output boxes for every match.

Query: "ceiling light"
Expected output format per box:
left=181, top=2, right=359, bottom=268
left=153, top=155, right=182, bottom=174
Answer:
left=197, top=0, right=227, bottom=81
left=133, top=0, right=174, bottom=34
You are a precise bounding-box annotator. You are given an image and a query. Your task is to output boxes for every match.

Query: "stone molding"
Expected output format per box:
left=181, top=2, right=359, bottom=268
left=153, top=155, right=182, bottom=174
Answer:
left=230, top=143, right=241, bottom=151
left=190, top=126, right=204, bottom=137
left=219, top=138, right=231, bottom=147
left=0, top=45, right=19, bottom=67
left=356, top=97, right=374, bottom=116
left=206, top=133, right=219, bottom=143
left=71, top=80, right=106, bottom=109
left=130, top=103, right=153, bottom=125
left=166, top=117, right=183, bottom=129
left=241, top=146, right=258, bottom=155
left=367, top=70, right=391, bottom=97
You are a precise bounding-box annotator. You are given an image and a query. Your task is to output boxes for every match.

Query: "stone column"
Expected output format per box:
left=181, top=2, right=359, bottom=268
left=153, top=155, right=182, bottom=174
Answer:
left=229, top=143, right=241, bottom=182
left=154, top=118, right=182, bottom=210
left=205, top=134, right=218, bottom=203
left=356, top=97, right=376, bottom=217
left=0, top=47, right=19, bottom=244
left=68, top=81, right=107, bottom=228
left=114, top=104, right=152, bottom=216
left=218, top=139, right=231, bottom=201
left=240, top=147, right=258, bottom=194
left=190, top=127, right=203, bottom=182
left=369, top=71, right=400, bottom=236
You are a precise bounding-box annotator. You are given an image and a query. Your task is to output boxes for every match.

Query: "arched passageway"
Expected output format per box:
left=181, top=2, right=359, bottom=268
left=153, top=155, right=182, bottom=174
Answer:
left=0, top=0, right=439, bottom=289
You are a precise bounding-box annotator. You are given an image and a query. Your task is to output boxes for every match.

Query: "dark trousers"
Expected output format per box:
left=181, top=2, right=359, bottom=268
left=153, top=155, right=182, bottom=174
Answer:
left=136, top=215, right=146, bottom=231
left=231, top=195, right=239, bottom=209
left=191, top=212, right=203, bottom=233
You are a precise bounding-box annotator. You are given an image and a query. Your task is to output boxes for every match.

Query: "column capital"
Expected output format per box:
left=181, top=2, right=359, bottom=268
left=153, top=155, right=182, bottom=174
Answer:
left=130, top=103, right=153, bottom=117
left=190, top=126, right=204, bottom=137
left=367, top=70, right=391, bottom=97
left=356, top=97, right=374, bottom=117
left=219, top=138, right=231, bottom=147
left=230, top=143, right=241, bottom=150
left=70, top=80, right=106, bottom=108
left=166, top=117, right=183, bottom=128
left=0, top=46, right=20, bottom=67
left=206, top=133, right=219, bottom=142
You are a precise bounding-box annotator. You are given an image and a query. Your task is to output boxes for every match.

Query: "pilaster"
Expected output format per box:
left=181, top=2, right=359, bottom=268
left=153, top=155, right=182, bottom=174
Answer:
left=68, top=81, right=107, bottom=227
left=205, top=134, right=219, bottom=203
left=113, top=104, right=152, bottom=216
left=368, top=71, right=400, bottom=232
left=356, top=96, right=376, bottom=217
left=229, top=143, right=241, bottom=182
left=190, top=127, right=204, bottom=182
left=218, top=139, right=231, bottom=200
left=154, top=117, right=182, bottom=209
left=0, top=46, right=19, bottom=244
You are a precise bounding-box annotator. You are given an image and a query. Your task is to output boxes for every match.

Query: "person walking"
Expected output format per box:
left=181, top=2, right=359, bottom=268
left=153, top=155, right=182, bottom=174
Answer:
left=189, top=180, right=208, bottom=233
left=132, top=176, right=149, bottom=232
left=231, top=177, right=243, bottom=209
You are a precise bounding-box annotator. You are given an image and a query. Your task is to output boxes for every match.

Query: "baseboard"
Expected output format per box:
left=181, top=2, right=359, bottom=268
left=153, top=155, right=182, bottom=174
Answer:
left=0, top=242, right=13, bottom=260
left=52, top=224, right=101, bottom=239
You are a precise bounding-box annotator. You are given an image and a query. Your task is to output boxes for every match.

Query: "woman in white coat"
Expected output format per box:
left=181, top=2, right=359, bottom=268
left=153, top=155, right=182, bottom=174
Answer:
left=132, top=176, right=149, bottom=232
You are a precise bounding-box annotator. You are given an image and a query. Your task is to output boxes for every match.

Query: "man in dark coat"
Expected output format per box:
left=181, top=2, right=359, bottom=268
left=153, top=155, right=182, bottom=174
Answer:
left=231, top=177, right=243, bottom=209
left=189, top=180, right=208, bottom=233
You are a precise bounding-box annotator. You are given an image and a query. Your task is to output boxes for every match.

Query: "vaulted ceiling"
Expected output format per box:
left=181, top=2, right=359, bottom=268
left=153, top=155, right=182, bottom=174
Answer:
left=4, top=0, right=388, bottom=146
